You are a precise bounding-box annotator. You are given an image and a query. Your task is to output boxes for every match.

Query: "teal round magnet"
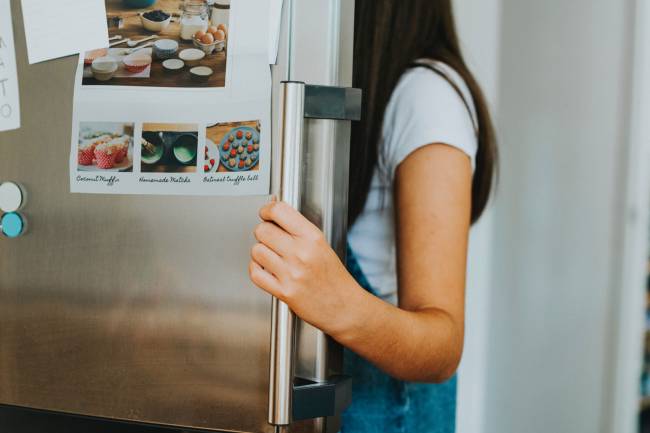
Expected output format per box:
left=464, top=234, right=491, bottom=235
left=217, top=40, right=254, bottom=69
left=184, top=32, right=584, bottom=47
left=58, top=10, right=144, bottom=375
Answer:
left=1, top=212, right=25, bottom=238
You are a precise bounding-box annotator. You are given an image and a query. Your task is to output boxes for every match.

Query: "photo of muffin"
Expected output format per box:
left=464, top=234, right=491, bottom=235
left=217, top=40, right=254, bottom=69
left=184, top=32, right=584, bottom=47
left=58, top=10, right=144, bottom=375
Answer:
left=78, top=142, right=97, bottom=166
left=111, top=136, right=130, bottom=163
left=77, top=122, right=134, bottom=172
left=94, top=141, right=119, bottom=169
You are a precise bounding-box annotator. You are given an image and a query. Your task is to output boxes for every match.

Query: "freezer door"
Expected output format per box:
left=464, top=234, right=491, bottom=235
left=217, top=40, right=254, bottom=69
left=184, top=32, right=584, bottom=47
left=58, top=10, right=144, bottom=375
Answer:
left=0, top=3, right=273, bottom=433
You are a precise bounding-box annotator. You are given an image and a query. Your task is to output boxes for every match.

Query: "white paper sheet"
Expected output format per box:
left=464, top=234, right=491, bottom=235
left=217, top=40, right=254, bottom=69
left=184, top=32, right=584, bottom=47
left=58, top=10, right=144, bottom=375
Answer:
left=0, top=0, right=20, bottom=132
left=20, top=0, right=109, bottom=64
left=69, top=0, right=272, bottom=197
left=268, top=0, right=284, bottom=64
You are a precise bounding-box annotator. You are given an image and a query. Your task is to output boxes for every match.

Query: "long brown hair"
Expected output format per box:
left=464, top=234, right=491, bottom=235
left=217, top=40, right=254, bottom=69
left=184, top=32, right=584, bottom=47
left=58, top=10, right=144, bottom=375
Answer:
left=349, top=0, right=497, bottom=225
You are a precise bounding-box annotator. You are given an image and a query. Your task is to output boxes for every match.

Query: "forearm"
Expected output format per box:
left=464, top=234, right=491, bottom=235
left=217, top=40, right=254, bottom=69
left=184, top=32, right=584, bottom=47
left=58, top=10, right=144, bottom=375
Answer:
left=327, top=282, right=464, bottom=383
left=249, top=200, right=466, bottom=383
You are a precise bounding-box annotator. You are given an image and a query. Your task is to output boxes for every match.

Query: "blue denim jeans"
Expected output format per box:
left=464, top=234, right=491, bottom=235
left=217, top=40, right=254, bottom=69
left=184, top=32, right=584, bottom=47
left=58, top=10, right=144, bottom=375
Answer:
left=342, top=245, right=457, bottom=433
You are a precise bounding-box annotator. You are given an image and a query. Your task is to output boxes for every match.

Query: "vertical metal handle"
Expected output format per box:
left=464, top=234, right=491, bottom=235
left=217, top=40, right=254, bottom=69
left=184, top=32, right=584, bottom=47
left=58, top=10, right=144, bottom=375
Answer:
left=269, top=81, right=306, bottom=427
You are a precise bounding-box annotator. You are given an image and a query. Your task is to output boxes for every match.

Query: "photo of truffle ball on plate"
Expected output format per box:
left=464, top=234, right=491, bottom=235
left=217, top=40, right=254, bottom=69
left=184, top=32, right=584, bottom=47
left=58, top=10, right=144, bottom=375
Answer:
left=203, top=139, right=221, bottom=173
left=206, top=120, right=262, bottom=173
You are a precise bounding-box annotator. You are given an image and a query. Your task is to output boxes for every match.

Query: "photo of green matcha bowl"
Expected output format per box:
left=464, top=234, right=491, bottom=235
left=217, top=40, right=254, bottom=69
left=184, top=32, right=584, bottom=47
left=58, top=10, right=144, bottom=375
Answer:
left=141, top=123, right=199, bottom=173
left=172, top=134, right=198, bottom=165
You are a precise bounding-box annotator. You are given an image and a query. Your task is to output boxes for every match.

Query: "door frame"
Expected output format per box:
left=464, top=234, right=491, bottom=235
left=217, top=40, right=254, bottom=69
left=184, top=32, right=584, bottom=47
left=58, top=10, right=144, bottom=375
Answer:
left=605, top=0, right=650, bottom=431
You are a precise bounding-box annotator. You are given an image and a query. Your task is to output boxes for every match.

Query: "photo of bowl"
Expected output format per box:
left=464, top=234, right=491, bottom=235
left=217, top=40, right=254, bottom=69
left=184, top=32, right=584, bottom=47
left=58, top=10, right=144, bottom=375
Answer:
left=162, top=58, right=184, bottom=73
left=84, top=48, right=109, bottom=66
left=172, top=134, right=198, bottom=165
left=203, top=139, right=221, bottom=173
left=91, top=57, right=118, bottom=81
left=141, top=135, right=164, bottom=165
left=123, top=52, right=152, bottom=73
left=140, top=11, right=172, bottom=33
left=179, top=48, right=205, bottom=67
left=153, top=39, right=179, bottom=59
left=122, top=0, right=156, bottom=8
left=141, top=124, right=199, bottom=173
left=190, top=66, right=213, bottom=83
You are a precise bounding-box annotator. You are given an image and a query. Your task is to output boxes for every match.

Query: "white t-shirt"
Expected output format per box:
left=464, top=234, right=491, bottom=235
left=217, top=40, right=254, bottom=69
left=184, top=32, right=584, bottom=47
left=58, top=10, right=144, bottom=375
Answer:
left=347, top=61, right=478, bottom=305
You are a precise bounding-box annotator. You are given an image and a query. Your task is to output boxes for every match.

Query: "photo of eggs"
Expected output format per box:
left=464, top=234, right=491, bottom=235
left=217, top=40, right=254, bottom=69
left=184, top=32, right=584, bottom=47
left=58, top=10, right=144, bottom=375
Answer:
left=141, top=123, right=199, bottom=173
left=77, top=122, right=134, bottom=172
left=205, top=120, right=261, bottom=173
left=82, top=0, right=230, bottom=88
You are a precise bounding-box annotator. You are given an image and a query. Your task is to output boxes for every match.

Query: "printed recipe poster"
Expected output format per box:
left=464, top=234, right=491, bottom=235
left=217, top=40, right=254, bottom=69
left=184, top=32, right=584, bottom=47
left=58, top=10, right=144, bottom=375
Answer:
left=70, top=0, right=272, bottom=196
left=82, top=0, right=229, bottom=89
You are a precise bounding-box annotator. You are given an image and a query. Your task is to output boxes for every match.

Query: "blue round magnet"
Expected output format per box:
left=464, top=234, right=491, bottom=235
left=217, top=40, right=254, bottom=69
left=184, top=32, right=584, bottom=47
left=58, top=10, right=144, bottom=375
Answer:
left=2, top=212, right=25, bottom=238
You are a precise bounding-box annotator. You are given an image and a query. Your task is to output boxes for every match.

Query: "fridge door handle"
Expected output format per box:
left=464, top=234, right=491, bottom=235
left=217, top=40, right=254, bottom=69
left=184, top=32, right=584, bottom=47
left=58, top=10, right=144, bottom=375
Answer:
left=269, top=81, right=305, bottom=427
left=269, top=81, right=361, bottom=428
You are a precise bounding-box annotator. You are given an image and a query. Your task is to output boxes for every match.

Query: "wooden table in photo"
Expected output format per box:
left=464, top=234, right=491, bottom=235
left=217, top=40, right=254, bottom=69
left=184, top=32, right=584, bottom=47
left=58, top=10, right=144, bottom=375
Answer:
left=83, top=0, right=227, bottom=88
left=144, top=123, right=197, bottom=133
left=206, top=121, right=261, bottom=173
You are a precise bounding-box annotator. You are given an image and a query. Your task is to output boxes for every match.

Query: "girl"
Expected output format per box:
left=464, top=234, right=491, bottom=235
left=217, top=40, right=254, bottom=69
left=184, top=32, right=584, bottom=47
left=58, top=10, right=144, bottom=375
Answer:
left=249, top=0, right=497, bottom=431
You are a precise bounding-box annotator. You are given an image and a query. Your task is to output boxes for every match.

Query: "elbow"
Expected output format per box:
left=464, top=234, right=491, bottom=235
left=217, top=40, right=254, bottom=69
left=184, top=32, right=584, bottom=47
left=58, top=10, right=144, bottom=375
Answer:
left=428, top=355, right=461, bottom=384
left=423, top=331, right=465, bottom=384
left=377, top=309, right=466, bottom=383
left=423, top=315, right=465, bottom=383
left=393, top=343, right=463, bottom=384
left=394, top=353, right=461, bottom=383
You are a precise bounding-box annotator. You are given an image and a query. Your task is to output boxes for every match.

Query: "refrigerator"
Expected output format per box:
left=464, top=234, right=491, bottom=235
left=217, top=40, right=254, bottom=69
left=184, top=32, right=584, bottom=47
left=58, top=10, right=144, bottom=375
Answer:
left=0, top=0, right=359, bottom=432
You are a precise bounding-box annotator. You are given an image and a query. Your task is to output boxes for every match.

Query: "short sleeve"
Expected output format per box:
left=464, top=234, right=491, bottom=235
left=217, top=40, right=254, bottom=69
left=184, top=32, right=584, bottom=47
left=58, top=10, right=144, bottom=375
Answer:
left=380, top=66, right=478, bottom=182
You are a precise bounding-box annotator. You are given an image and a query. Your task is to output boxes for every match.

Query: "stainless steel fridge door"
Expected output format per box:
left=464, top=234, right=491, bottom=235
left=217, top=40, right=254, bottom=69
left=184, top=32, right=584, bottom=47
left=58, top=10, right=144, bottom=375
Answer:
left=0, top=3, right=272, bottom=433
left=0, top=0, right=354, bottom=432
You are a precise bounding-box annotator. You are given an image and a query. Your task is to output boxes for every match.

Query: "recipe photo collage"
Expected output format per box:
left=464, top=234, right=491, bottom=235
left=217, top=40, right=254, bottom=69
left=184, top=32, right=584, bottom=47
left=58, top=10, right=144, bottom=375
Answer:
left=75, top=119, right=262, bottom=192
left=70, top=0, right=273, bottom=196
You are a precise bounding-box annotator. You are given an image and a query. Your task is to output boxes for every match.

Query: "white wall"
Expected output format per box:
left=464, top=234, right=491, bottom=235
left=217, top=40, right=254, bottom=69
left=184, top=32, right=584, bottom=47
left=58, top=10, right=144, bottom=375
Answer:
left=422, top=2, right=645, bottom=433
left=453, top=1, right=502, bottom=433
left=484, top=1, right=637, bottom=433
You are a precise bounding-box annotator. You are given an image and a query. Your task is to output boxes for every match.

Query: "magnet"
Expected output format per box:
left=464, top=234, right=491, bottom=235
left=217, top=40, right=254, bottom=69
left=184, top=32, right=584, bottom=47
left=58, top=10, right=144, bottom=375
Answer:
left=1, top=212, right=25, bottom=238
left=0, top=182, right=24, bottom=213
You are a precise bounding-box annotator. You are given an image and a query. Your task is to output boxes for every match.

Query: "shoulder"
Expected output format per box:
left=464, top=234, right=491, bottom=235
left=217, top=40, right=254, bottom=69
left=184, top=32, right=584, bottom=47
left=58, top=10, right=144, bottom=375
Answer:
left=387, top=62, right=477, bottom=131
left=395, top=64, right=471, bottom=102
left=380, top=62, right=478, bottom=180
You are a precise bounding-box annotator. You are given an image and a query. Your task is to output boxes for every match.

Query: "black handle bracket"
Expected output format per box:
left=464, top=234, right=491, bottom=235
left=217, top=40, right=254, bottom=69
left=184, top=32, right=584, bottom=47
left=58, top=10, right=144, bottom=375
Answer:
left=292, top=375, right=352, bottom=422
left=304, top=85, right=362, bottom=121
